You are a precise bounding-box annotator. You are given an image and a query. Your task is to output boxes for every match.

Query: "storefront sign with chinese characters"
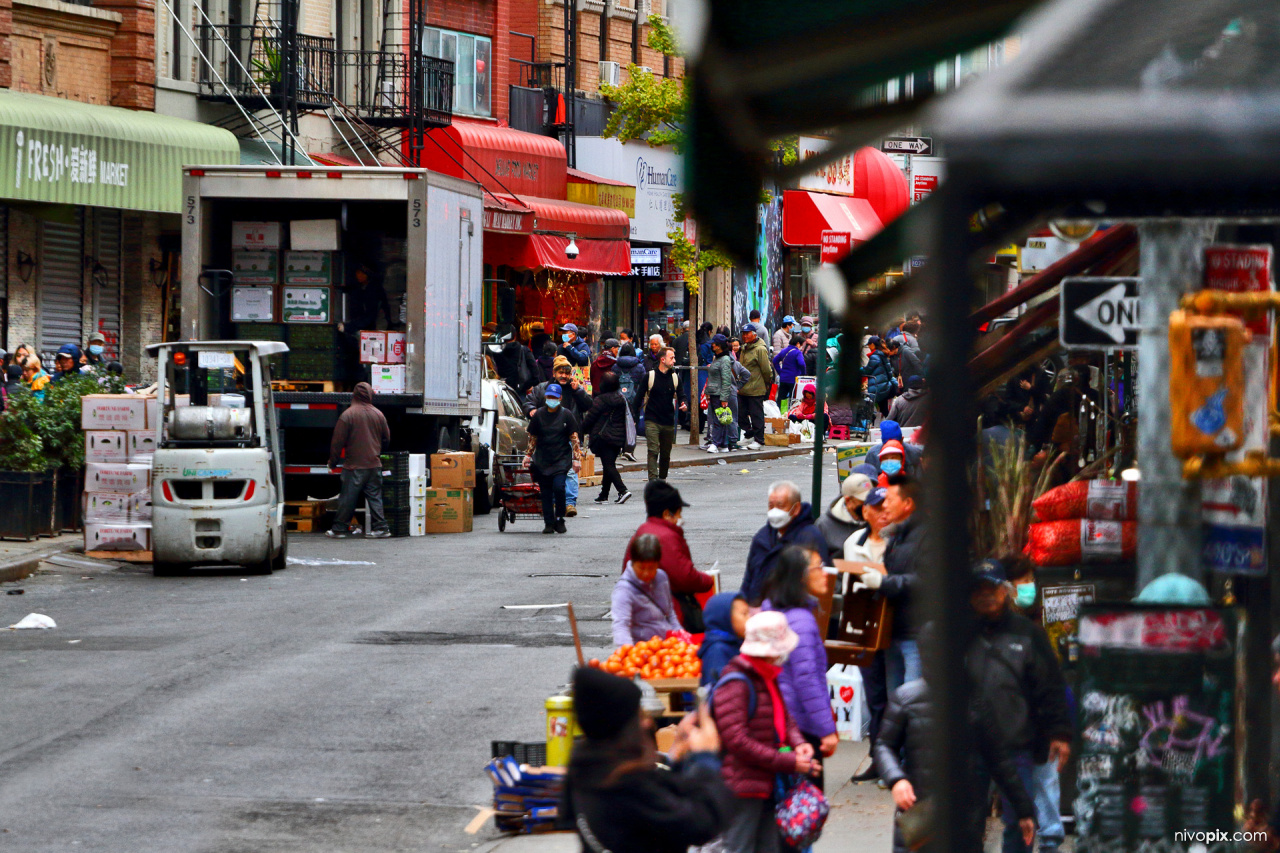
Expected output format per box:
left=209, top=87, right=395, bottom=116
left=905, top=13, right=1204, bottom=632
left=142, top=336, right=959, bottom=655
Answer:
left=630, top=247, right=661, bottom=278
left=797, top=136, right=855, bottom=196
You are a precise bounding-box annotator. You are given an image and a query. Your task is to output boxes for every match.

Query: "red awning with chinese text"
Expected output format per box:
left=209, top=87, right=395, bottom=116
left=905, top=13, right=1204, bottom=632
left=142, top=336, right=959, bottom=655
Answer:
left=485, top=232, right=630, bottom=275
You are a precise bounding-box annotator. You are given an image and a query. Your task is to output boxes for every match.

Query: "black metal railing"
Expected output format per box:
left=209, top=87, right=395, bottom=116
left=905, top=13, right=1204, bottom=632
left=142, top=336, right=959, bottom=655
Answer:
left=339, top=50, right=453, bottom=128
left=195, top=24, right=336, bottom=110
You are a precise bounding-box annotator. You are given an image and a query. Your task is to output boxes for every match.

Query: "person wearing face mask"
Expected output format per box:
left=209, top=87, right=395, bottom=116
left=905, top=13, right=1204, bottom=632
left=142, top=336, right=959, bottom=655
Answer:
left=967, top=559, right=1071, bottom=853
left=709, top=610, right=817, bottom=853
left=740, top=480, right=830, bottom=605
left=762, top=546, right=840, bottom=790
left=83, top=332, right=108, bottom=368
left=557, top=323, right=592, bottom=367
left=865, top=420, right=924, bottom=476
left=622, top=480, right=712, bottom=632
left=525, top=356, right=593, bottom=516
left=771, top=315, right=796, bottom=356
left=612, top=534, right=683, bottom=646
left=524, top=383, right=583, bottom=534
left=815, top=471, right=872, bottom=556
left=875, top=441, right=907, bottom=486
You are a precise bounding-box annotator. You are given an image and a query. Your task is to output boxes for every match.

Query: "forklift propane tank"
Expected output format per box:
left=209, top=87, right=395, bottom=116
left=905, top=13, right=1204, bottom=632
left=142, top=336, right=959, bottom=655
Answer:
left=169, top=406, right=253, bottom=441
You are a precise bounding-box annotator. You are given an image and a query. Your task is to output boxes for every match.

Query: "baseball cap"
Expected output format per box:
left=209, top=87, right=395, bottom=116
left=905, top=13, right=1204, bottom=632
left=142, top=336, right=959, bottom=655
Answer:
left=864, top=487, right=888, bottom=507
left=545, top=383, right=563, bottom=399
left=907, top=375, right=925, bottom=390
left=741, top=323, right=756, bottom=334
left=841, top=473, right=874, bottom=502
left=87, top=331, right=106, bottom=344
left=879, top=440, right=906, bottom=459
left=561, top=323, right=579, bottom=333
left=56, top=344, right=80, bottom=358
left=604, top=338, right=620, bottom=349
left=973, top=558, right=1007, bottom=587
left=711, top=333, right=728, bottom=348
left=783, top=314, right=797, bottom=325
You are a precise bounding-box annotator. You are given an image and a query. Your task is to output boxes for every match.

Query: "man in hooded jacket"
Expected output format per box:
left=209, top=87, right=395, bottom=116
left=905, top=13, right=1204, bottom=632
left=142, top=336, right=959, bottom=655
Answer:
left=740, top=480, right=830, bottom=604
left=327, top=382, right=392, bottom=538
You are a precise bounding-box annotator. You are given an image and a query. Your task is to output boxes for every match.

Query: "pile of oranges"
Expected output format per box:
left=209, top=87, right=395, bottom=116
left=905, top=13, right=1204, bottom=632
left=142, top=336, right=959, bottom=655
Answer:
left=589, top=637, right=702, bottom=680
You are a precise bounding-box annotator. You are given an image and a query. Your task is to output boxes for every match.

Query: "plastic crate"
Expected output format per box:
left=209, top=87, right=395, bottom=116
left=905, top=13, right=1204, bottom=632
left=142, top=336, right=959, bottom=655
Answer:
left=381, top=451, right=411, bottom=479
left=491, top=741, right=548, bottom=766
left=287, top=325, right=341, bottom=351
left=382, top=479, right=410, bottom=509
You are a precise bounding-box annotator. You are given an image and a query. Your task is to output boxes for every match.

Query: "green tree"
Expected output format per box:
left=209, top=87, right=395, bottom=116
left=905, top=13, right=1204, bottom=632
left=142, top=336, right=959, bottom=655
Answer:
left=0, top=387, right=46, bottom=472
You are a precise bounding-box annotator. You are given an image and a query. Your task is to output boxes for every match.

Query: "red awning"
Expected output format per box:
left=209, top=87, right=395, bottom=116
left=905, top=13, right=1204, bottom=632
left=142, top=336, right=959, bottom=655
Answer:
left=485, top=232, right=631, bottom=276
left=483, top=194, right=533, bottom=234
left=781, top=190, right=883, bottom=247
left=481, top=193, right=628, bottom=240
left=422, top=119, right=567, bottom=198
left=309, top=151, right=367, bottom=167
left=567, top=167, right=631, bottom=187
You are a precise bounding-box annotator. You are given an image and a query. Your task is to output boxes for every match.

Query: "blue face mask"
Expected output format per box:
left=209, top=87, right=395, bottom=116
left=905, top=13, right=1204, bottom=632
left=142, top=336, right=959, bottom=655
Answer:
left=881, top=458, right=902, bottom=476
left=89, top=344, right=104, bottom=355
left=546, top=398, right=561, bottom=410
left=1015, top=581, right=1037, bottom=609
left=562, top=334, right=572, bottom=344
left=802, top=326, right=812, bottom=333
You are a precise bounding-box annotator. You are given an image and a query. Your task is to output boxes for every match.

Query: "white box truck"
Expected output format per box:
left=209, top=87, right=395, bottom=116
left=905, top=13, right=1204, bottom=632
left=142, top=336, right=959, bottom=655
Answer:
left=177, top=166, right=497, bottom=508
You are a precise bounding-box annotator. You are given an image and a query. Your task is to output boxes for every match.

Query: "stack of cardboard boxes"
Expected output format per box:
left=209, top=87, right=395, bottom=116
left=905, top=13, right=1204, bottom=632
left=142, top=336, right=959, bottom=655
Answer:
left=81, top=394, right=158, bottom=553
left=413, top=451, right=474, bottom=535
left=360, top=331, right=407, bottom=394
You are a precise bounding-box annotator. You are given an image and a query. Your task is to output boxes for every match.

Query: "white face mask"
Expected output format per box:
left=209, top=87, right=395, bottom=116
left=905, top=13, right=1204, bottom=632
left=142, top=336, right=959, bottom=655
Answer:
left=767, top=507, right=793, bottom=529
left=775, top=650, right=791, bottom=666
left=675, top=517, right=684, bottom=527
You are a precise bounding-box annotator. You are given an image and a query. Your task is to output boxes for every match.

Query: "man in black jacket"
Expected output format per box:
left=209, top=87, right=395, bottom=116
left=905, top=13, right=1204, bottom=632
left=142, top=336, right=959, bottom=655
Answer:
left=846, top=474, right=925, bottom=694
left=967, top=558, right=1072, bottom=853
left=875, top=679, right=1035, bottom=853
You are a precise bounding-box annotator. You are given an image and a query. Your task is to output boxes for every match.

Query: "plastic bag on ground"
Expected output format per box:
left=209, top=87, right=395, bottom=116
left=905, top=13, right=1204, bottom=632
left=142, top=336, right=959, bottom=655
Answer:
left=9, top=613, right=56, bottom=629
left=763, top=399, right=782, bottom=419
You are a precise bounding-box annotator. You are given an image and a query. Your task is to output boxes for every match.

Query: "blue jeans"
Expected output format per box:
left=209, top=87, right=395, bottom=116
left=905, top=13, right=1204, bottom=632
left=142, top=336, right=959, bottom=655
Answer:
left=885, top=639, right=921, bottom=693
left=999, top=752, right=1063, bottom=852
left=565, top=468, right=579, bottom=506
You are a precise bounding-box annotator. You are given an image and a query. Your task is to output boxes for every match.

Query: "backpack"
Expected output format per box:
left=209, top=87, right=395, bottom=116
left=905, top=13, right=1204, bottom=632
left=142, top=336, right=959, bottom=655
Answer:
left=708, top=671, right=758, bottom=721
left=619, top=367, right=637, bottom=403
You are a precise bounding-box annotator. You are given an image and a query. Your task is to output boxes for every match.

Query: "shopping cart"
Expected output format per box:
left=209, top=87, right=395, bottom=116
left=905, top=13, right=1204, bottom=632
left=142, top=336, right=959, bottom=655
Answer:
left=495, top=454, right=544, bottom=532
left=851, top=393, right=878, bottom=440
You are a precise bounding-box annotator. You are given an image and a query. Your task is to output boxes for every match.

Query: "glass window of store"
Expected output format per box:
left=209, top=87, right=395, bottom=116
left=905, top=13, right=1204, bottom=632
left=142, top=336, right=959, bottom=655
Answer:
left=423, top=27, right=492, bottom=116
left=784, top=250, right=820, bottom=319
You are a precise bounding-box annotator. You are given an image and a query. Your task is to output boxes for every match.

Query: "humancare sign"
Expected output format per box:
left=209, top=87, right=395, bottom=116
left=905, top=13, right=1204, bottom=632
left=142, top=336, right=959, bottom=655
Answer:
left=0, top=90, right=237, bottom=213
left=576, top=137, right=683, bottom=243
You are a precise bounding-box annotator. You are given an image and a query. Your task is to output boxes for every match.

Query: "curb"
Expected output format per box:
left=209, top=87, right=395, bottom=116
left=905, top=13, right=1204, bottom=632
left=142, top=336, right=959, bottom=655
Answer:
left=617, top=444, right=814, bottom=474
left=0, top=542, right=79, bottom=585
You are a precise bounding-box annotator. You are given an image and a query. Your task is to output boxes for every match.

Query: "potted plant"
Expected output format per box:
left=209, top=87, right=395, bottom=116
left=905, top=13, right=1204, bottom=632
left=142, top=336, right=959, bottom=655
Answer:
left=252, top=39, right=284, bottom=95
left=0, top=386, right=52, bottom=540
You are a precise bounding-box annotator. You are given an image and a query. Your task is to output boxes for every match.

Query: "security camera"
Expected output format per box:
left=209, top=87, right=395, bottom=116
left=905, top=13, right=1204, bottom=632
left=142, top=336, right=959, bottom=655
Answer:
left=565, top=235, right=580, bottom=260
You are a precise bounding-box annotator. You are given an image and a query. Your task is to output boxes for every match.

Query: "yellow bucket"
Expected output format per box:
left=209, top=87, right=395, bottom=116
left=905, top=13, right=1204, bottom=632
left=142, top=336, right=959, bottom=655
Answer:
left=545, top=694, right=577, bottom=766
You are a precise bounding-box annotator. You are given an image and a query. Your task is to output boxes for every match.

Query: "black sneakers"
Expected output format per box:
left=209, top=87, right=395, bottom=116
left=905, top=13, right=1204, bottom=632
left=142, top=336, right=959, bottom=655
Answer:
left=593, top=494, right=610, bottom=503
left=615, top=491, right=632, bottom=504
left=554, top=520, right=568, bottom=534
left=542, top=525, right=556, bottom=534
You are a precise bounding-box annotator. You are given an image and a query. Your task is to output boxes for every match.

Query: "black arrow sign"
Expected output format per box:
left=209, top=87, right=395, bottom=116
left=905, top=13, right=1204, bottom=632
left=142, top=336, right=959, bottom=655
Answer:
left=1060, top=277, right=1141, bottom=350
left=881, top=137, right=933, bottom=156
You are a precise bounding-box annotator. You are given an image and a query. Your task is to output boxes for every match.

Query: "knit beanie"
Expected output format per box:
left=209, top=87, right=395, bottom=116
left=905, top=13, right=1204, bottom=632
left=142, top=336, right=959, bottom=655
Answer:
left=574, top=666, right=641, bottom=740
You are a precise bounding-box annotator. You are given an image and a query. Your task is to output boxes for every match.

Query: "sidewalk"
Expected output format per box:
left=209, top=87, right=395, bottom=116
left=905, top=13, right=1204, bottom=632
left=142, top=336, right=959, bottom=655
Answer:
left=473, top=738, right=894, bottom=853
left=617, top=434, right=817, bottom=475
left=0, top=533, right=82, bottom=584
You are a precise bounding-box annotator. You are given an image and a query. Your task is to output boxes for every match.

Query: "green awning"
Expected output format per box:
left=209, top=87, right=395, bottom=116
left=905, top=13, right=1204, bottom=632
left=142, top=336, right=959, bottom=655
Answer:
left=0, top=91, right=239, bottom=214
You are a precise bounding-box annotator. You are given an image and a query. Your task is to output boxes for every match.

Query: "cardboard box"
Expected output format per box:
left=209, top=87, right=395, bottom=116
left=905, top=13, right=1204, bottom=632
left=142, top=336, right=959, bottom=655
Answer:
left=371, top=364, right=405, bottom=393
left=420, top=488, right=473, bottom=534
left=359, top=331, right=386, bottom=363
left=144, top=395, right=160, bottom=429
left=409, top=516, right=426, bottom=537
left=81, top=395, right=148, bottom=431
left=579, top=453, right=596, bottom=478
left=410, top=495, right=427, bottom=518
left=385, top=331, right=406, bottom=364
left=788, top=433, right=802, bottom=444
left=84, top=522, right=151, bottom=551
left=85, top=463, right=151, bottom=493
left=408, top=453, right=427, bottom=479
left=83, top=492, right=132, bottom=523
left=410, top=475, right=428, bottom=497
left=764, top=434, right=791, bottom=447
left=430, top=451, right=475, bottom=489
left=127, top=430, right=158, bottom=462
left=835, top=441, right=876, bottom=483
left=290, top=219, right=340, bottom=251
left=128, top=491, right=153, bottom=522
left=765, top=417, right=788, bottom=435
left=85, top=431, right=128, bottom=463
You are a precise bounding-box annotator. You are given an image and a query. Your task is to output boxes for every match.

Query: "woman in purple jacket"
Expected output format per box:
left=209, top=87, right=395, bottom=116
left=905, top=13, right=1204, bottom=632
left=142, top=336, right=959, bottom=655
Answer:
left=762, top=544, right=839, bottom=790
left=771, top=334, right=808, bottom=410
left=611, top=534, right=682, bottom=647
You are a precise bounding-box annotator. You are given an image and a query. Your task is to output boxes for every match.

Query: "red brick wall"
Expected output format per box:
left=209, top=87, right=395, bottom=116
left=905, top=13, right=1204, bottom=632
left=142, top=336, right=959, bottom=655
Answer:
left=96, top=0, right=156, bottom=110
left=0, top=0, right=12, bottom=89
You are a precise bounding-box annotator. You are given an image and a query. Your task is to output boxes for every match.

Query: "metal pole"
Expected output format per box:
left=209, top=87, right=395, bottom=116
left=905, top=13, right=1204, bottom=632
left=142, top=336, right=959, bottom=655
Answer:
left=810, top=297, right=828, bottom=519
left=1135, top=220, right=1216, bottom=588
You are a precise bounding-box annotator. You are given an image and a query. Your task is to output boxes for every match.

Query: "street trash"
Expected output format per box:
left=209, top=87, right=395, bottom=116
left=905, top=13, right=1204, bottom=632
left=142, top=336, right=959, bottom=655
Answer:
left=9, top=613, right=56, bottom=630
left=6, top=589, right=24, bottom=595
left=763, top=399, right=782, bottom=418
left=287, top=557, right=377, bottom=566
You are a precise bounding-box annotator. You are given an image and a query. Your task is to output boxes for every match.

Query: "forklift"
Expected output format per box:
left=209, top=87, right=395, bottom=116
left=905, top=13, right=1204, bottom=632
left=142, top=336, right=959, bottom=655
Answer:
left=146, top=341, right=289, bottom=576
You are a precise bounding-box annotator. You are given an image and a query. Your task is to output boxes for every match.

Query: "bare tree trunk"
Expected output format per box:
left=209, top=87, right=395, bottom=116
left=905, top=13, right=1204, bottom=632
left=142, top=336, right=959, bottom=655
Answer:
left=687, top=288, right=700, bottom=444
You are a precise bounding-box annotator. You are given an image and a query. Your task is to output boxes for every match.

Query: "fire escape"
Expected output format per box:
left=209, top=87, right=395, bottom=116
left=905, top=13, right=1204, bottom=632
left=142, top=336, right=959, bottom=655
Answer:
left=169, top=0, right=453, bottom=167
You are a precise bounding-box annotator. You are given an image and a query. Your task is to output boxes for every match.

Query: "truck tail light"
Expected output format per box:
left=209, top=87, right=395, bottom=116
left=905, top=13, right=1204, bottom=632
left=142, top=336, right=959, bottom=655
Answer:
left=297, top=171, right=312, bottom=179
left=266, top=170, right=282, bottom=178
left=188, top=169, right=205, bottom=176
left=162, top=481, right=174, bottom=502
left=244, top=479, right=256, bottom=501
left=326, top=172, right=343, bottom=179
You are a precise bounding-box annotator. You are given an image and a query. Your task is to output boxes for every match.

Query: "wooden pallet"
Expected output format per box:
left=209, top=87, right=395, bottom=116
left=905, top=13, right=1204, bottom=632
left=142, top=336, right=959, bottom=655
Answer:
left=285, top=517, right=315, bottom=533
left=271, top=379, right=336, bottom=393
left=85, top=549, right=154, bottom=563
left=284, top=500, right=325, bottom=518
left=578, top=475, right=603, bottom=488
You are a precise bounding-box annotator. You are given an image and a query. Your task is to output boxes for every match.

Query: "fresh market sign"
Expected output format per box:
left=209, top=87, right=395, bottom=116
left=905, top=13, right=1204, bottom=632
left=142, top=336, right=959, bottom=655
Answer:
left=16, top=131, right=130, bottom=189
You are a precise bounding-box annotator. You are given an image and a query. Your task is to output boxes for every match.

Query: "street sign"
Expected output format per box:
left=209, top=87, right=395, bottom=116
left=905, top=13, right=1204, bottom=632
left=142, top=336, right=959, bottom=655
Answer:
left=1060, top=277, right=1140, bottom=350
left=820, top=230, right=851, bottom=264
left=1204, top=244, right=1273, bottom=335
left=881, top=136, right=933, bottom=156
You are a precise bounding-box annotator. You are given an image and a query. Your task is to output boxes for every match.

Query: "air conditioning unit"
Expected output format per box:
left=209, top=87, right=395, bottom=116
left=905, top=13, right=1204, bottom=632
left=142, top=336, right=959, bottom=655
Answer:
left=637, top=66, right=654, bottom=76
left=598, top=60, right=621, bottom=87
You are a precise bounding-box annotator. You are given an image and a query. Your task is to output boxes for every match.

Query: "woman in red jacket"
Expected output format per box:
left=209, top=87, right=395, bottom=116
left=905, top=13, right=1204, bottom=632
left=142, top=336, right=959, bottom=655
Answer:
left=710, top=610, right=819, bottom=853
left=622, top=480, right=714, bottom=630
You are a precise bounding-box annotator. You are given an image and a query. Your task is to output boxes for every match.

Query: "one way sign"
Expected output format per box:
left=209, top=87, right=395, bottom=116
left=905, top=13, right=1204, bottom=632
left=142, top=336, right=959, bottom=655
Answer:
left=1060, top=277, right=1141, bottom=350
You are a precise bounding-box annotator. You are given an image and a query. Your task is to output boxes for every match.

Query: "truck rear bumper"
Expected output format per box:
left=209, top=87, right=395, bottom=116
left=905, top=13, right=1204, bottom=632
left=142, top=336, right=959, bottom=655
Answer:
left=152, top=505, right=274, bottom=566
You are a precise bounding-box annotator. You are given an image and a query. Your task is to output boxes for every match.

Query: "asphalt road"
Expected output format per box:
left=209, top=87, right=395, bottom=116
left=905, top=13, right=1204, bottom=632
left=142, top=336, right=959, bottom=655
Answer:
left=0, top=453, right=836, bottom=852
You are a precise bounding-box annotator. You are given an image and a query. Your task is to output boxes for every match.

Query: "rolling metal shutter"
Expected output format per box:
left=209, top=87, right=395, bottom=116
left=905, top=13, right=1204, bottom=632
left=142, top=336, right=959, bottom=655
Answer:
left=0, top=206, right=8, bottom=350
left=92, top=209, right=122, bottom=361
left=39, top=210, right=84, bottom=359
